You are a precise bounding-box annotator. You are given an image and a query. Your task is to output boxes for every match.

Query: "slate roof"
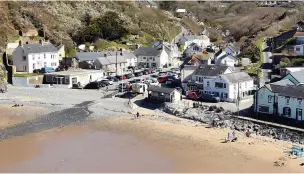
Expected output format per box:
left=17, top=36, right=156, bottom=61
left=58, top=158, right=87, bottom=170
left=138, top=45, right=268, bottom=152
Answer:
left=271, top=79, right=294, bottom=86
left=76, top=51, right=136, bottom=62
left=134, top=46, right=162, bottom=57
left=288, top=70, right=304, bottom=83
left=94, top=55, right=126, bottom=65
left=147, top=85, right=176, bottom=94
left=21, top=43, right=58, bottom=54
left=192, top=65, right=229, bottom=76
left=267, top=84, right=304, bottom=99
left=227, top=45, right=240, bottom=53
left=222, top=72, right=252, bottom=83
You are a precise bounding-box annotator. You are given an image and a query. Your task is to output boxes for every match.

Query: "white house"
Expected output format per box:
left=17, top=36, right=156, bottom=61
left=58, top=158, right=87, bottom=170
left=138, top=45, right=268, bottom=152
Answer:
left=225, top=44, right=240, bottom=57
left=215, top=53, right=239, bottom=67
left=203, top=71, right=254, bottom=102
left=182, top=65, right=233, bottom=93
left=294, top=44, right=304, bottom=56
left=254, top=71, right=304, bottom=121
left=152, top=41, right=179, bottom=65
left=12, top=42, right=61, bottom=73
left=179, top=35, right=210, bottom=50
left=135, top=45, right=169, bottom=68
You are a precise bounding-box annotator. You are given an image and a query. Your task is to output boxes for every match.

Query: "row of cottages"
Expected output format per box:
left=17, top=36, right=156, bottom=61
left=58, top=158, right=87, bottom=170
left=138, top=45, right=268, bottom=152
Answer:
left=75, top=51, right=137, bottom=75
left=134, top=41, right=179, bottom=68
left=178, top=35, right=211, bottom=51
left=255, top=70, right=304, bottom=121
left=12, top=41, right=65, bottom=73
left=181, top=65, right=254, bottom=102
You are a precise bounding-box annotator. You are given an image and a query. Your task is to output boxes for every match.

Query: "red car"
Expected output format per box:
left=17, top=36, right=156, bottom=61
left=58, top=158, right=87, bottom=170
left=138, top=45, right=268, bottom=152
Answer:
left=187, top=91, right=200, bottom=100
left=157, top=76, right=168, bottom=83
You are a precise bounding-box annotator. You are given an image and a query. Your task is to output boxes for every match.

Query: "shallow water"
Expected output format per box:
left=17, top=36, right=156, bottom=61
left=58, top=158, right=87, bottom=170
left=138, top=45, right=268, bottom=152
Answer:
left=0, top=125, right=179, bottom=173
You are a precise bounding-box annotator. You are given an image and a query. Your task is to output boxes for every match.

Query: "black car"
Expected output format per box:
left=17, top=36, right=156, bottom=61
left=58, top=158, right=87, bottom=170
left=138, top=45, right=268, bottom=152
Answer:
left=33, top=69, right=42, bottom=73
left=142, top=70, right=149, bottom=75
left=84, top=81, right=104, bottom=89
left=200, top=94, right=220, bottom=103
left=99, top=80, right=110, bottom=86
left=107, top=76, right=118, bottom=82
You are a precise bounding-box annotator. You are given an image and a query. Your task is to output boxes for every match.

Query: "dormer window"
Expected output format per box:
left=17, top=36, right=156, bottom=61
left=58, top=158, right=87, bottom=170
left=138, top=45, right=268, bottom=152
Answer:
left=298, top=98, right=302, bottom=105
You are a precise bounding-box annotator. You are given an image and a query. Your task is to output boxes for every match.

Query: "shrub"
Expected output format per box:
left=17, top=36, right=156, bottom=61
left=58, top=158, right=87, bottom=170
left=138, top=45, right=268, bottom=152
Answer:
left=280, top=57, right=291, bottom=67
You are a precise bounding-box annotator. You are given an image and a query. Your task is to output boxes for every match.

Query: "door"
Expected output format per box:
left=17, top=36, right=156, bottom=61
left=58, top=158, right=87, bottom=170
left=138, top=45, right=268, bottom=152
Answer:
left=296, top=108, right=302, bottom=121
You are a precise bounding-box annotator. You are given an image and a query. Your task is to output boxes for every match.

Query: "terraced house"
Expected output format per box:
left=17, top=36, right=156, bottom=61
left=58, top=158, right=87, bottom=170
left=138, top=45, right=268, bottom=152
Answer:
left=12, top=41, right=62, bottom=73
left=255, top=70, right=304, bottom=121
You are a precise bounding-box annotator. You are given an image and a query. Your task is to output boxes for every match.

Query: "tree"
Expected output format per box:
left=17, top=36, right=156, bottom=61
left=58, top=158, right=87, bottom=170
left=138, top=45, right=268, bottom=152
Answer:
left=65, top=45, right=76, bottom=57
left=97, top=11, right=129, bottom=41
left=159, top=1, right=177, bottom=11
left=238, top=43, right=260, bottom=63
left=82, top=12, right=92, bottom=26
left=280, top=57, right=291, bottom=67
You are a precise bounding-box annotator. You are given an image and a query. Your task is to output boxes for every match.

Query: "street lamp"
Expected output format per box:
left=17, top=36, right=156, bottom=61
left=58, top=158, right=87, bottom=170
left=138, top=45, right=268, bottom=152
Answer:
left=116, top=48, right=123, bottom=75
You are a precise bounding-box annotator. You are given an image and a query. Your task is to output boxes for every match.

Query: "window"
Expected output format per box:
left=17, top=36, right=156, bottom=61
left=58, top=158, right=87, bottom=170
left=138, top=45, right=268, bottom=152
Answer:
left=259, top=106, right=269, bottom=113
left=65, top=77, right=69, bottom=84
left=296, top=47, right=300, bottom=51
left=150, top=57, right=153, bottom=60
left=24, top=65, right=27, bottom=71
left=215, top=82, right=224, bottom=88
left=224, top=93, right=228, bottom=98
left=224, top=83, right=226, bottom=88
left=298, top=98, right=302, bottom=105
left=143, top=57, right=146, bottom=59
left=207, top=81, right=210, bottom=86
left=283, top=107, right=291, bottom=117
left=285, top=97, right=290, bottom=105
left=234, top=84, right=236, bottom=90
left=22, top=56, right=26, bottom=61
left=153, top=57, right=155, bottom=61
left=44, top=54, right=46, bottom=59
left=33, top=63, right=35, bottom=69
left=268, top=95, right=273, bottom=103
left=297, top=108, right=302, bottom=117
left=196, top=76, right=199, bottom=81
left=44, top=62, right=47, bottom=67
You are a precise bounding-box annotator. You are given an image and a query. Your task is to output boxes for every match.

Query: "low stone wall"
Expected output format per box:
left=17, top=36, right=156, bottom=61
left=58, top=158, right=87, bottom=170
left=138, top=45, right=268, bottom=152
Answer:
left=161, top=102, right=304, bottom=144
left=12, top=77, right=29, bottom=87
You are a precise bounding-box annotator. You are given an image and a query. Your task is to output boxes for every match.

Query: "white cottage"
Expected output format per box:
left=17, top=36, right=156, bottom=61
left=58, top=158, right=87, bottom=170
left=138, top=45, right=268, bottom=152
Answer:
left=12, top=42, right=61, bottom=73
left=135, top=44, right=169, bottom=68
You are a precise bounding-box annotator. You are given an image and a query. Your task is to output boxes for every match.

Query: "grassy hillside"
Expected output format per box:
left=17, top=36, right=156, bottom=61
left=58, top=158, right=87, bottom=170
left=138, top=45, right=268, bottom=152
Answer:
left=0, top=1, right=181, bottom=51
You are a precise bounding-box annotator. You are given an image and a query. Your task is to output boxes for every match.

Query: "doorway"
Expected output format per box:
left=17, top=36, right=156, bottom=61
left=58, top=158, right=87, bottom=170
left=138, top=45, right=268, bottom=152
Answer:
left=297, top=108, right=302, bottom=121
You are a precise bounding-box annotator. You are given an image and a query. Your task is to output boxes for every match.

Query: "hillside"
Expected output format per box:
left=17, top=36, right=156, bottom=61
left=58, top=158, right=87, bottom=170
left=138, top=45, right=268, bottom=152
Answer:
left=0, top=1, right=181, bottom=51
left=174, top=1, right=304, bottom=42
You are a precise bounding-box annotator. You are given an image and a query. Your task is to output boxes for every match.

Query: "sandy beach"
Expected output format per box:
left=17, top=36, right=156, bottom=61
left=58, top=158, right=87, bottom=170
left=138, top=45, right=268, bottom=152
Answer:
left=0, top=87, right=303, bottom=172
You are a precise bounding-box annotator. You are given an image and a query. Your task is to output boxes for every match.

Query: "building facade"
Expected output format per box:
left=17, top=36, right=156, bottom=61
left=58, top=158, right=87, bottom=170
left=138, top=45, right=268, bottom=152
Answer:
left=12, top=43, right=61, bottom=73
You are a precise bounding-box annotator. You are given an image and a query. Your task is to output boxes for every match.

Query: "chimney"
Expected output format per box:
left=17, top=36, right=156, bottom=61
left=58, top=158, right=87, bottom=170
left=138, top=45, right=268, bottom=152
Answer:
left=19, top=40, right=23, bottom=47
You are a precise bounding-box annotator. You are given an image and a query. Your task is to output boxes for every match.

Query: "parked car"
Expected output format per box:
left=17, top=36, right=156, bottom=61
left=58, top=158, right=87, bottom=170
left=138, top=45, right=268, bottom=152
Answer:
left=134, top=78, right=144, bottom=83
left=116, top=75, right=127, bottom=81
left=156, top=68, right=162, bottom=72
left=200, top=94, right=220, bottom=103
left=134, top=72, right=143, bottom=77
left=84, top=81, right=105, bottom=89
left=158, top=72, right=167, bottom=76
left=157, top=76, right=168, bottom=83
left=151, top=69, right=156, bottom=73
left=150, top=74, right=158, bottom=79
left=41, top=67, right=55, bottom=73
left=126, top=73, right=134, bottom=79
left=101, top=79, right=113, bottom=85
left=107, top=76, right=119, bottom=82
left=118, top=82, right=132, bottom=92
left=33, top=69, right=42, bottom=73
left=142, top=70, right=149, bottom=75
left=187, top=91, right=200, bottom=100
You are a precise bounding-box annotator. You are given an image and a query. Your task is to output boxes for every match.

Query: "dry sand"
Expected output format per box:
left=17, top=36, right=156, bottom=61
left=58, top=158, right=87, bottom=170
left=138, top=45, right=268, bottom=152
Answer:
left=0, top=106, right=303, bottom=172
left=0, top=104, right=47, bottom=129
left=93, top=116, right=304, bottom=173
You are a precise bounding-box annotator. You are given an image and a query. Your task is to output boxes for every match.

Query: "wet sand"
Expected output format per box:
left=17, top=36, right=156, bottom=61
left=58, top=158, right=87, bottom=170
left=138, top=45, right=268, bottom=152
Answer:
left=0, top=104, right=47, bottom=129
left=0, top=116, right=303, bottom=172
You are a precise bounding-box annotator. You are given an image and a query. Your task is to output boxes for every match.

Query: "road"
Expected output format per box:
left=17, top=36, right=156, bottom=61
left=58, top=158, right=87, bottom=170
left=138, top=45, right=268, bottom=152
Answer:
left=171, top=25, right=187, bottom=45
left=260, top=41, right=272, bottom=87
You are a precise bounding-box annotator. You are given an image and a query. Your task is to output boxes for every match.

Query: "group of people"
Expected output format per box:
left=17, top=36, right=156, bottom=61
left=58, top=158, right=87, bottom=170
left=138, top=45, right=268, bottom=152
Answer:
left=225, top=130, right=237, bottom=142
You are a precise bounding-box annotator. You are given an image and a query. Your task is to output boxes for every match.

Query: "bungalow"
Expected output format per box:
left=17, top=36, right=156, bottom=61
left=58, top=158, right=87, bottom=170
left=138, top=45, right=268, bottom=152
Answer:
left=215, top=53, right=239, bottom=67
left=147, top=85, right=182, bottom=103
left=93, top=55, right=127, bottom=75
left=43, top=69, right=105, bottom=88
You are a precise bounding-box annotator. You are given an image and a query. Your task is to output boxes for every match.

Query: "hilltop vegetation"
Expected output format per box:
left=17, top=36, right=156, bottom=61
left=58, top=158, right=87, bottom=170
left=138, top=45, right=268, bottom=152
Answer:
left=0, top=1, right=181, bottom=51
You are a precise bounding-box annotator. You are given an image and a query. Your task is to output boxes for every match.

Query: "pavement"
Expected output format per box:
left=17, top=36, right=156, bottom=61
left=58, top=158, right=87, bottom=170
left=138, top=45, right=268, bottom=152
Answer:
left=260, top=41, right=272, bottom=87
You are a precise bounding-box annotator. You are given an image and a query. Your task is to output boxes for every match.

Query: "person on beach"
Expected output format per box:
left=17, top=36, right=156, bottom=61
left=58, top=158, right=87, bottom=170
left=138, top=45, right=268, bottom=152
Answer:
left=136, top=112, right=139, bottom=119
left=232, top=130, right=236, bottom=139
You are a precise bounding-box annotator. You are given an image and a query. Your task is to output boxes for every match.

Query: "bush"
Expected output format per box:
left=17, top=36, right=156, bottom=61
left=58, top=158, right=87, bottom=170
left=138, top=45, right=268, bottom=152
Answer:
left=238, top=42, right=260, bottom=63
left=280, top=57, right=291, bottom=67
